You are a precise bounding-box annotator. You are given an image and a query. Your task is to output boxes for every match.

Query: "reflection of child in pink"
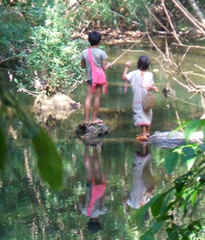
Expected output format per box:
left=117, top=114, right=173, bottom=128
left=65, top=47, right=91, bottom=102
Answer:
left=87, top=175, right=107, bottom=217
left=126, top=143, right=155, bottom=209
left=79, top=143, right=107, bottom=234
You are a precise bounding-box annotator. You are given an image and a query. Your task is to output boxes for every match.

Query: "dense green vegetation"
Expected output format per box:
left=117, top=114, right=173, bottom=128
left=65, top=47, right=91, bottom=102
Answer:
left=135, top=119, right=205, bottom=240
left=0, top=0, right=204, bottom=95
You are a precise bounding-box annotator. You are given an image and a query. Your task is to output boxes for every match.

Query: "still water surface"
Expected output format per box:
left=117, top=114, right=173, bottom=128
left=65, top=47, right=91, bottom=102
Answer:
left=0, top=43, right=204, bottom=239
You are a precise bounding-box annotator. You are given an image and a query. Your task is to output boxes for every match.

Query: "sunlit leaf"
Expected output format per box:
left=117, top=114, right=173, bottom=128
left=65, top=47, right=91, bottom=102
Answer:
left=190, top=189, right=198, bottom=204
left=165, top=152, right=179, bottom=174
left=0, top=129, right=7, bottom=170
left=32, top=126, right=63, bottom=190
left=184, top=119, right=201, bottom=142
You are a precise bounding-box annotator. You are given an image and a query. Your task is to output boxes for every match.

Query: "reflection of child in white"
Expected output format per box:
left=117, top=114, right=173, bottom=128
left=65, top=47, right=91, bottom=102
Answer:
left=122, top=55, right=158, bottom=141
left=126, top=143, right=155, bottom=209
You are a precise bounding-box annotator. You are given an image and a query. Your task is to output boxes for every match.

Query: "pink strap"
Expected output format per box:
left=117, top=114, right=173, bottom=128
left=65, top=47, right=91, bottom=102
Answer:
left=88, top=48, right=95, bottom=68
left=87, top=48, right=108, bottom=94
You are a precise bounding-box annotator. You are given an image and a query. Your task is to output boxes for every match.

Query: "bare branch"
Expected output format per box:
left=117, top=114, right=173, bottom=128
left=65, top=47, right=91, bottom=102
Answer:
left=170, top=0, right=205, bottom=34
left=187, top=0, right=205, bottom=25
left=161, top=0, right=181, bottom=43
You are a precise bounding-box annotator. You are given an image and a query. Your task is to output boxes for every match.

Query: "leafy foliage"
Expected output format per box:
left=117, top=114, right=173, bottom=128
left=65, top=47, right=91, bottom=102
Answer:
left=0, top=82, right=63, bottom=190
left=135, top=119, right=205, bottom=240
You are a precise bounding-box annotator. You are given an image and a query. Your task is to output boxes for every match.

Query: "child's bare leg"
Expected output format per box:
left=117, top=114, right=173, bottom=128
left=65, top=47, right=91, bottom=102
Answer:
left=84, top=145, right=92, bottom=183
left=84, top=83, right=93, bottom=124
left=92, top=85, right=102, bottom=123
left=141, top=125, right=147, bottom=137
left=146, top=126, right=151, bottom=136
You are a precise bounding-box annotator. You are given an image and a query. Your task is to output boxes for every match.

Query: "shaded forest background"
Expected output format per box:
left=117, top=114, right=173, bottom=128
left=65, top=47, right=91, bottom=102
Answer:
left=0, top=0, right=204, bottom=103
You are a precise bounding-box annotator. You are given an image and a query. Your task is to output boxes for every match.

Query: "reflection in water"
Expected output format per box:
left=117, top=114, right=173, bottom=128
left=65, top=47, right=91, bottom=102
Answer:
left=126, top=142, right=155, bottom=210
left=79, top=141, right=108, bottom=234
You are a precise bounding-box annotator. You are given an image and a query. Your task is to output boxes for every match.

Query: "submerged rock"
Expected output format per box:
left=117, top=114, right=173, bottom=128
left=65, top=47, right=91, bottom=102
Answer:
left=149, top=131, right=204, bottom=148
left=75, top=123, right=111, bottom=139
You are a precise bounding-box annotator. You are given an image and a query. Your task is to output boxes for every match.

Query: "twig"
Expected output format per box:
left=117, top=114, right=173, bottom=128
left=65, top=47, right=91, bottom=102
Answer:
left=110, top=38, right=144, bottom=66
left=0, top=56, right=20, bottom=65
left=170, top=0, right=205, bottom=35
left=172, top=43, right=205, bottom=50
left=161, top=0, right=181, bottom=44
left=194, top=64, right=205, bottom=72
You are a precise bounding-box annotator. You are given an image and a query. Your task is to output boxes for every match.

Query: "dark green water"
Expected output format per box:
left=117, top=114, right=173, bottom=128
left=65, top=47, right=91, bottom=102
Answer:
left=0, top=44, right=204, bottom=239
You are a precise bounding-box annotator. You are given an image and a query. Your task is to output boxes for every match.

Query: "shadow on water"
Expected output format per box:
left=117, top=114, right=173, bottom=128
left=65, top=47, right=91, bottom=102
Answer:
left=0, top=43, right=204, bottom=239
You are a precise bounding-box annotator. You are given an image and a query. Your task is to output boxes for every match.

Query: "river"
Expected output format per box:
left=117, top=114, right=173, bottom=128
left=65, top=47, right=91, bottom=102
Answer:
left=0, top=43, right=204, bottom=239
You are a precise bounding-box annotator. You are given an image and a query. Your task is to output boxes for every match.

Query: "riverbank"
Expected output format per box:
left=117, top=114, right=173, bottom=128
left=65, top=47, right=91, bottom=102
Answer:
left=71, top=28, right=144, bottom=44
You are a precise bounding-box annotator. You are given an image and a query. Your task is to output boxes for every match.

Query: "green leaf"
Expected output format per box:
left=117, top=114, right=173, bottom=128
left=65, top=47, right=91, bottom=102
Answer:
left=0, top=129, right=7, bottom=170
left=134, top=201, right=152, bottom=228
left=152, top=221, right=164, bottom=234
left=184, top=119, right=201, bottom=142
left=32, top=126, right=63, bottom=190
left=190, top=189, right=198, bottom=204
left=140, top=231, right=154, bottom=240
left=199, top=144, right=205, bottom=152
left=151, top=193, right=167, bottom=217
left=165, top=152, right=179, bottom=174
left=181, top=147, right=195, bottom=165
left=203, top=123, right=205, bottom=144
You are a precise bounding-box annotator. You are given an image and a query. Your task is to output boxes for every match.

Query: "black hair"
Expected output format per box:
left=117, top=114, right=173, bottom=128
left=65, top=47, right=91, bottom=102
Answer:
left=88, top=220, right=101, bottom=234
left=88, top=30, right=101, bottom=46
left=137, top=55, right=150, bottom=70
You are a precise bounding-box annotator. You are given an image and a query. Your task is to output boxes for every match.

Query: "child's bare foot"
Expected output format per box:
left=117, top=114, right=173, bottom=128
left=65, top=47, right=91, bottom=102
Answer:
left=136, top=135, right=148, bottom=141
left=92, top=118, right=103, bottom=124
left=84, top=119, right=89, bottom=125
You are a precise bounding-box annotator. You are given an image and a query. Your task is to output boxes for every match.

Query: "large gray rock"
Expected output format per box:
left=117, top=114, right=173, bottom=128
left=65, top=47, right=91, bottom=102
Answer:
left=149, top=131, right=204, bottom=148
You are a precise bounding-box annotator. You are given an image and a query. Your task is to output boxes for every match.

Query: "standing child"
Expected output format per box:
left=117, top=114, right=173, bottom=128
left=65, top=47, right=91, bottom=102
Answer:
left=122, top=55, right=158, bottom=141
left=81, top=30, right=111, bottom=125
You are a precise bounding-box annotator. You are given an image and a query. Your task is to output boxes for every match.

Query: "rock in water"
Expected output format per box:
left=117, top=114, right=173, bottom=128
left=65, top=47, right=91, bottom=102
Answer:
left=149, top=131, right=204, bottom=148
left=75, top=123, right=111, bottom=139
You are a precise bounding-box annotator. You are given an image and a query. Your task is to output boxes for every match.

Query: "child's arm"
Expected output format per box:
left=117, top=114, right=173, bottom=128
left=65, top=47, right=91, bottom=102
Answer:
left=122, top=61, right=131, bottom=81
left=102, top=61, right=112, bottom=71
left=81, top=60, right=86, bottom=68
left=148, top=85, right=158, bottom=92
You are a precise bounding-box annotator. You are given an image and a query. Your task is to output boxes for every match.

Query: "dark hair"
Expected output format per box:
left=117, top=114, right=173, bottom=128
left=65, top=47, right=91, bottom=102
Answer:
left=88, top=31, right=101, bottom=46
left=137, top=55, right=150, bottom=70
left=88, top=220, right=101, bottom=234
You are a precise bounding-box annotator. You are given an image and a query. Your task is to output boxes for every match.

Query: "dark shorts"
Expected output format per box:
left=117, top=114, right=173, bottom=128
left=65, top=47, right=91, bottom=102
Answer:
left=87, top=80, right=92, bottom=85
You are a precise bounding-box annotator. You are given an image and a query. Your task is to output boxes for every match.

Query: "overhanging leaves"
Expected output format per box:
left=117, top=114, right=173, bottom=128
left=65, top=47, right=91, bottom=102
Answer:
left=165, top=151, right=179, bottom=174
left=32, top=126, right=63, bottom=190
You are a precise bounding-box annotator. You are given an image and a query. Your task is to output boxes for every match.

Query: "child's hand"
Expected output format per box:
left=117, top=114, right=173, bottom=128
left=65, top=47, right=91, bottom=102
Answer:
left=148, top=85, right=158, bottom=92
left=106, top=62, right=112, bottom=69
left=125, top=61, right=131, bottom=68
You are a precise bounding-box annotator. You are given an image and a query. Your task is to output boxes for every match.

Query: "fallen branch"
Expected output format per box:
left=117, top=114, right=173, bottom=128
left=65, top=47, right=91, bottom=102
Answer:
left=0, top=56, right=20, bottom=65
left=170, top=0, right=205, bottom=34
left=172, top=43, right=205, bottom=50
left=162, top=0, right=181, bottom=43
